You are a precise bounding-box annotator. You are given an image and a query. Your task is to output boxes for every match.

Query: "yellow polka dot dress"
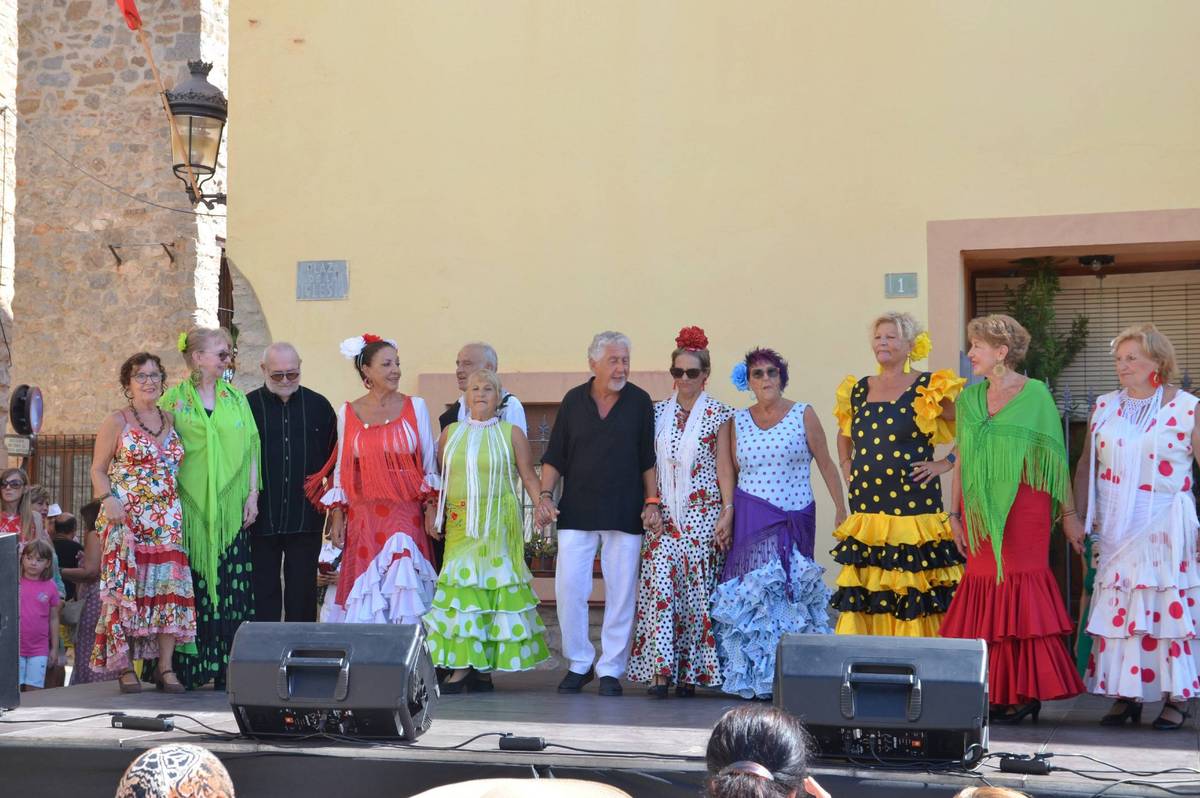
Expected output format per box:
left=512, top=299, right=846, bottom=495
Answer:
left=830, top=370, right=966, bottom=636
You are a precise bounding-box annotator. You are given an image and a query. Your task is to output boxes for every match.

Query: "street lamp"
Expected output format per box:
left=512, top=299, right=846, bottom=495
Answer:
left=165, top=60, right=227, bottom=208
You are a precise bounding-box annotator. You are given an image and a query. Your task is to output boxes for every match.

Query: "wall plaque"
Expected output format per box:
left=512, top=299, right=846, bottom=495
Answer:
left=885, top=272, right=918, bottom=298
left=297, top=260, right=349, bottom=301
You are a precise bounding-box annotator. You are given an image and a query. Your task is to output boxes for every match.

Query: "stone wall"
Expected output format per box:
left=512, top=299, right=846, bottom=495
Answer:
left=12, top=0, right=228, bottom=434
left=0, top=1, right=18, bottom=439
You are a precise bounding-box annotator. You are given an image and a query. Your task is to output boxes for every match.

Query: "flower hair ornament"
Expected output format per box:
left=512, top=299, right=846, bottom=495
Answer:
left=905, top=331, right=932, bottom=373
left=730, top=361, right=749, bottom=391
left=177, top=332, right=189, bottom=353
left=675, top=325, right=709, bottom=351
left=339, top=333, right=397, bottom=365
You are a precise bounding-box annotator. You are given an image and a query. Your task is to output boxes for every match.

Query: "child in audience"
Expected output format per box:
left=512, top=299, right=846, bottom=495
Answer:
left=19, top=538, right=60, bottom=691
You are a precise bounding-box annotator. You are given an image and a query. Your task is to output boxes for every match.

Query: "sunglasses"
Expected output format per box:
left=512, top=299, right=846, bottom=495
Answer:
left=1, top=480, right=24, bottom=489
left=750, top=367, right=780, bottom=379
left=210, top=350, right=233, bottom=362
left=669, top=367, right=705, bottom=379
left=268, top=370, right=301, bottom=383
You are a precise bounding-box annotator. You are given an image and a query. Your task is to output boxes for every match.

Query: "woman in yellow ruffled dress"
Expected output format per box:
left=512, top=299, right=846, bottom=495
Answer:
left=830, top=313, right=966, bottom=636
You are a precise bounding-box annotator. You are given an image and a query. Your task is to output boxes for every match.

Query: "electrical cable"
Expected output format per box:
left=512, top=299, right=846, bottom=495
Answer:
left=0, top=711, right=121, bottom=724
left=7, top=108, right=226, bottom=219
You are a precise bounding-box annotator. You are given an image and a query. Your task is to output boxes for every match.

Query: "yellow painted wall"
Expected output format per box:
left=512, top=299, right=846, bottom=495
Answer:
left=227, top=1, right=1200, bottom=566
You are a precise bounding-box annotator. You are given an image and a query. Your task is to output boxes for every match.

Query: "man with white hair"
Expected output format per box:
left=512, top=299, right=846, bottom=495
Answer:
left=247, top=342, right=337, bottom=622
left=437, top=342, right=527, bottom=433
left=536, top=331, right=661, bottom=696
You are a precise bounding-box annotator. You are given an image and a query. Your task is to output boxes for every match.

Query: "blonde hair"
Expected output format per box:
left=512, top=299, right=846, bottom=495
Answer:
left=467, top=369, right=503, bottom=396
left=966, top=314, right=1031, bottom=368
left=954, top=788, right=1031, bottom=798
left=1111, top=322, right=1178, bottom=382
left=180, top=326, right=233, bottom=370
left=871, top=312, right=922, bottom=348
left=20, top=484, right=51, bottom=543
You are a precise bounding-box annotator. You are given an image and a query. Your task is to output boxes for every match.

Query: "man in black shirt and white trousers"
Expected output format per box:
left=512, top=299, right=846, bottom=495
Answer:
left=536, top=331, right=661, bottom=696
left=247, top=342, right=337, bottom=623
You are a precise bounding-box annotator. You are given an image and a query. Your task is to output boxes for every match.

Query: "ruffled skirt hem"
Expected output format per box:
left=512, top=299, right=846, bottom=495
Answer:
left=712, top=545, right=830, bottom=699
left=326, top=531, right=437, bottom=624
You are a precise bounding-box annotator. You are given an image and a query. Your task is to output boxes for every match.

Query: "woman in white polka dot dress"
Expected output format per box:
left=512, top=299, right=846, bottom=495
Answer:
left=1078, top=324, right=1200, bottom=730
left=711, top=348, right=847, bottom=699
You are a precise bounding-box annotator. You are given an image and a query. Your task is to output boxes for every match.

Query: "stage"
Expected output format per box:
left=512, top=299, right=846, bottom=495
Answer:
left=1, top=671, right=1197, bottom=797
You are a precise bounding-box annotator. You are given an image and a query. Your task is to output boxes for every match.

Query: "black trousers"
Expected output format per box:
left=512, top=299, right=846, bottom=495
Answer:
left=250, top=532, right=323, bottom=622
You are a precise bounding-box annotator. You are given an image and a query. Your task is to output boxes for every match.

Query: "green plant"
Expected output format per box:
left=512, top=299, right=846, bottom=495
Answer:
left=524, top=529, right=557, bottom=560
left=1004, top=257, right=1089, bottom=390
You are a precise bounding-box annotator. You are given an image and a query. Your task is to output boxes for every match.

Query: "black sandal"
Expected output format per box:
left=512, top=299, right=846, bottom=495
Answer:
left=1152, top=701, right=1191, bottom=730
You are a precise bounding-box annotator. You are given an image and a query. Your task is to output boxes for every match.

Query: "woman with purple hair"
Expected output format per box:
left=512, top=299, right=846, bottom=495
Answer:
left=711, top=348, right=846, bottom=699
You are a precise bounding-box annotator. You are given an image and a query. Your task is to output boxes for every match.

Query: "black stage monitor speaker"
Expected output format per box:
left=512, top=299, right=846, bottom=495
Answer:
left=228, top=621, right=437, bottom=740
left=775, top=634, right=987, bottom=766
left=0, top=534, right=17, bottom=709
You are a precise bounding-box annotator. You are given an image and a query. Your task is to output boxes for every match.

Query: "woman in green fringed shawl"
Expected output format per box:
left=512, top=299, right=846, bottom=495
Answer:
left=161, top=327, right=260, bottom=690
left=940, top=314, right=1085, bottom=723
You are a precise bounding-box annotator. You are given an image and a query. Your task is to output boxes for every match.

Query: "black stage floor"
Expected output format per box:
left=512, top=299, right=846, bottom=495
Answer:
left=1, top=671, right=1197, bottom=797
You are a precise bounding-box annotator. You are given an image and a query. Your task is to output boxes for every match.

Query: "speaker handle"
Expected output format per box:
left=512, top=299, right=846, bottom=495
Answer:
left=276, top=651, right=351, bottom=701
left=841, top=671, right=924, bottom=722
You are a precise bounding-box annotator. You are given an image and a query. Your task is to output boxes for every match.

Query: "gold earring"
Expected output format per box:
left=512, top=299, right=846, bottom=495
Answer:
left=992, top=362, right=1008, bottom=378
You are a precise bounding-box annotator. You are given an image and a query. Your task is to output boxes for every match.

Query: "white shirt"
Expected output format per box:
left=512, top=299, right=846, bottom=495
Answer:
left=455, top=393, right=527, bottom=434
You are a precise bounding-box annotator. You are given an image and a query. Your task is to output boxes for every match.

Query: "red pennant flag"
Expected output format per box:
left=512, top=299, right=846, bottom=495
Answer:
left=115, top=0, right=142, bottom=31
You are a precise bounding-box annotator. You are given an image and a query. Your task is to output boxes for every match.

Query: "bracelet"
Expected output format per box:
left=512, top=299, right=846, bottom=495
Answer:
left=539, top=490, right=554, bottom=498
left=945, top=452, right=957, bottom=465
left=723, top=504, right=734, bottom=512
left=947, top=511, right=961, bottom=520
left=1062, top=508, right=1077, bottom=517
left=643, top=497, right=661, bottom=506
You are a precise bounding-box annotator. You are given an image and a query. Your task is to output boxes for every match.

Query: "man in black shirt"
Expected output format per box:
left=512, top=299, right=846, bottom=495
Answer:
left=247, top=342, right=337, bottom=622
left=51, top=513, right=83, bottom=601
left=537, top=331, right=661, bottom=696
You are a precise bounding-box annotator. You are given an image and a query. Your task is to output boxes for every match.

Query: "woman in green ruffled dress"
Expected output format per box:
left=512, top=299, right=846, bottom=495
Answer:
left=427, top=370, right=549, bottom=692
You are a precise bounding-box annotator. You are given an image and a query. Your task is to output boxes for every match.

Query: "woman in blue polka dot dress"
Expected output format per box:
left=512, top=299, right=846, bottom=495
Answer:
left=425, top=370, right=550, bottom=693
left=711, top=348, right=847, bottom=699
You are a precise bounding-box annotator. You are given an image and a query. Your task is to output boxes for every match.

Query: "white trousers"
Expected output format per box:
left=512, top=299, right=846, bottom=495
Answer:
left=555, top=529, right=643, bottom=679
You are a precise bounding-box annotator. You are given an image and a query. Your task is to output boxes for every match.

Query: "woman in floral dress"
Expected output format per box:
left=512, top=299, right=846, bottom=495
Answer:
left=90, top=353, right=197, bottom=693
left=629, top=327, right=734, bottom=697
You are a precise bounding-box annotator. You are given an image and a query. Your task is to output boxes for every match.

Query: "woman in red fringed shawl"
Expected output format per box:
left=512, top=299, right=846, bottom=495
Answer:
left=306, top=335, right=441, bottom=624
left=942, top=314, right=1086, bottom=724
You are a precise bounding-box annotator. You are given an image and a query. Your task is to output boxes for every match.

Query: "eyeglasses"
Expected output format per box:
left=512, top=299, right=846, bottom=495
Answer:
left=269, top=370, right=301, bottom=383
left=1, top=480, right=24, bottom=489
left=750, top=367, right=780, bottom=379
left=669, top=367, right=705, bottom=379
left=133, top=373, right=163, bottom=384
left=210, top=350, right=233, bottom=361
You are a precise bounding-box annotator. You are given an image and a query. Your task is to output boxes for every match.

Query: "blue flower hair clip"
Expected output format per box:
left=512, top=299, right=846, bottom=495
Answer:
left=730, top=361, right=749, bottom=392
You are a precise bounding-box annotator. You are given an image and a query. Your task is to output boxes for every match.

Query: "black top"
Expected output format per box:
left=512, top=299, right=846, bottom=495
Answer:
left=246, top=385, right=338, bottom=536
left=52, top=538, right=83, bottom=600
left=846, top=372, right=942, bottom=516
left=541, top=379, right=655, bottom=534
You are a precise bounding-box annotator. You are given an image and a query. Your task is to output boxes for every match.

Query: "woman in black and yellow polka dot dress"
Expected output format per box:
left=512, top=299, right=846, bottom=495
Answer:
left=830, top=313, right=966, bottom=636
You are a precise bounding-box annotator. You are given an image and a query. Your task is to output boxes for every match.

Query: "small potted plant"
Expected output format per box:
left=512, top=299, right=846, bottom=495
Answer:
left=525, top=529, right=558, bottom=576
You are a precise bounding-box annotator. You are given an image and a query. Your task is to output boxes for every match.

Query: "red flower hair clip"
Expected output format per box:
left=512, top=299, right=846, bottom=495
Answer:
left=675, top=326, right=709, bottom=351
left=362, top=333, right=382, bottom=344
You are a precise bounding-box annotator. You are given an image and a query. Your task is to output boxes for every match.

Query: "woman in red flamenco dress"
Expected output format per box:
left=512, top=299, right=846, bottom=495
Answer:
left=941, top=314, right=1086, bottom=723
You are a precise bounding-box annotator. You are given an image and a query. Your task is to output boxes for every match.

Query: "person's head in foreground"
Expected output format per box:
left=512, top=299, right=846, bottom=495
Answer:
left=954, top=788, right=1030, bottom=798
left=411, top=779, right=631, bottom=797
left=705, top=706, right=829, bottom=798
left=114, top=743, right=234, bottom=798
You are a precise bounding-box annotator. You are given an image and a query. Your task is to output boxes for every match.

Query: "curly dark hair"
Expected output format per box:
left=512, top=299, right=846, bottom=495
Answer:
left=744, top=347, right=789, bottom=391
left=119, top=352, right=167, bottom=391
left=354, top=340, right=398, bottom=381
